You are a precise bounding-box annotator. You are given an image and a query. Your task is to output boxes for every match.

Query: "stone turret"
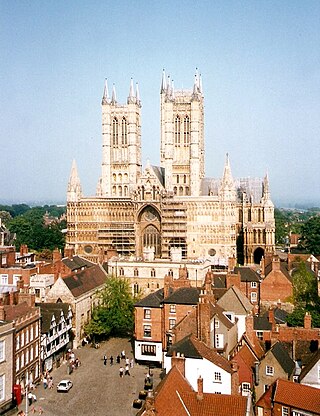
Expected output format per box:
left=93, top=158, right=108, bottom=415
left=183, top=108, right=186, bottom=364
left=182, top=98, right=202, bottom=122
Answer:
left=67, top=160, right=82, bottom=202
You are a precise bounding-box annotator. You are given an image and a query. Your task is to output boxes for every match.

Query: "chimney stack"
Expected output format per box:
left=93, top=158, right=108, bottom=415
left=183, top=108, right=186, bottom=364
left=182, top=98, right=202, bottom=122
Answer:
left=171, top=351, right=186, bottom=377
left=196, top=376, right=203, bottom=401
left=304, top=312, right=312, bottom=330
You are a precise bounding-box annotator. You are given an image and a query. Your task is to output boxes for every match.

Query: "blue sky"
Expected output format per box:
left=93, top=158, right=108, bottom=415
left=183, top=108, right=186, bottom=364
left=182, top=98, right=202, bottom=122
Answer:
left=1, top=0, right=319, bottom=207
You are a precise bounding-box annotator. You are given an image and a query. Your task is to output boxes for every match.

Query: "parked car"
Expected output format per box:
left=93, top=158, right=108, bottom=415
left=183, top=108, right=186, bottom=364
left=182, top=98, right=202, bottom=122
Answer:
left=57, top=379, right=73, bottom=392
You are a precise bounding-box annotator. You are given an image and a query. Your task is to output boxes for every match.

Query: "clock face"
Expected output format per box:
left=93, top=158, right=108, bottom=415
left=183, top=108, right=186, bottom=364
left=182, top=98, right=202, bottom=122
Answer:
left=208, top=248, right=216, bottom=256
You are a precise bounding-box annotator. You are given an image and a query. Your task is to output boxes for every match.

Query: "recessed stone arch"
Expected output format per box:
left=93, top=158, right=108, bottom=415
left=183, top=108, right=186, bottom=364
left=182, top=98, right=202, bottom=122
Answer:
left=254, top=247, right=264, bottom=264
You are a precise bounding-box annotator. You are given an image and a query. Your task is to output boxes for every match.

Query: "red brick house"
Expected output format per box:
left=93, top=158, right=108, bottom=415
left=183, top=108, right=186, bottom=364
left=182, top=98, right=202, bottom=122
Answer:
left=260, top=256, right=293, bottom=306
left=255, top=378, right=320, bottom=416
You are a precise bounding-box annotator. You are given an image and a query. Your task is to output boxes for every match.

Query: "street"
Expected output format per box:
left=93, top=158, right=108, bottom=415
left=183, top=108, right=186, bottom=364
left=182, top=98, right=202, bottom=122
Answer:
left=17, top=338, right=161, bottom=416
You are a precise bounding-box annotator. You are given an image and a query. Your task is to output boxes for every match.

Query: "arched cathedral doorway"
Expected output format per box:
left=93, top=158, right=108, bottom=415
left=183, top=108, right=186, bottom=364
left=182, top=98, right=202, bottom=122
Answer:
left=254, top=247, right=264, bottom=264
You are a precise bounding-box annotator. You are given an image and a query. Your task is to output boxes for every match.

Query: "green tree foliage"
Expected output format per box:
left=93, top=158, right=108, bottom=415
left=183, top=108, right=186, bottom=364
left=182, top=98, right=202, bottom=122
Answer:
left=286, top=261, right=320, bottom=328
left=85, top=276, right=135, bottom=340
left=0, top=211, right=12, bottom=225
left=274, top=208, right=288, bottom=245
left=299, top=215, right=320, bottom=255
left=7, top=206, right=65, bottom=251
left=292, top=262, right=318, bottom=306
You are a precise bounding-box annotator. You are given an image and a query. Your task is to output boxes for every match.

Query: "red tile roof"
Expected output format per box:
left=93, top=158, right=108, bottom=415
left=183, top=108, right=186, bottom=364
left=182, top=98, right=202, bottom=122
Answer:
left=181, top=392, right=249, bottom=416
left=274, top=379, right=320, bottom=414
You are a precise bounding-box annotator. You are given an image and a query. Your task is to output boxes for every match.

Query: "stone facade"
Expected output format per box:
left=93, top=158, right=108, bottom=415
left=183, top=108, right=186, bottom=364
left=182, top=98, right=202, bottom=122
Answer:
left=66, top=71, right=275, bottom=267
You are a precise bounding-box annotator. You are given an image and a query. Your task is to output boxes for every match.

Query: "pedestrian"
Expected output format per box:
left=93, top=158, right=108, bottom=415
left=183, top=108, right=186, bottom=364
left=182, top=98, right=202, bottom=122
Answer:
left=31, top=405, right=36, bottom=414
left=119, top=366, right=124, bottom=377
left=103, top=355, right=107, bottom=366
left=48, top=377, right=53, bottom=389
left=28, top=391, right=33, bottom=406
left=130, top=358, right=134, bottom=368
left=43, top=376, right=47, bottom=389
left=125, top=364, right=130, bottom=376
left=125, top=357, right=129, bottom=366
left=116, top=355, right=120, bottom=364
left=121, top=350, right=125, bottom=359
left=38, top=406, right=43, bottom=415
left=110, top=355, right=113, bottom=366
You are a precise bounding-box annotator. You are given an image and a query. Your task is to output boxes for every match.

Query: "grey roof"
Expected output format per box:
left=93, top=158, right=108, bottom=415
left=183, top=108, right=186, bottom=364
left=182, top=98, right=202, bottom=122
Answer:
left=38, top=303, right=71, bottom=333
left=135, top=288, right=173, bottom=308
left=63, top=264, right=108, bottom=297
left=213, top=275, right=226, bottom=288
left=234, top=267, right=260, bottom=282
left=254, top=315, right=272, bottom=331
left=151, top=165, right=165, bottom=187
left=299, top=349, right=320, bottom=381
left=263, top=307, right=288, bottom=324
left=162, top=287, right=200, bottom=305
left=271, top=342, right=295, bottom=376
left=62, top=255, right=95, bottom=272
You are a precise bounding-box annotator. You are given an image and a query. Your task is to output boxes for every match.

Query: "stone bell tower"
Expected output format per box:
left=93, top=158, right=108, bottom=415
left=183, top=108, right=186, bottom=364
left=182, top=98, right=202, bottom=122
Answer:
left=97, top=78, right=142, bottom=197
left=160, top=69, right=204, bottom=196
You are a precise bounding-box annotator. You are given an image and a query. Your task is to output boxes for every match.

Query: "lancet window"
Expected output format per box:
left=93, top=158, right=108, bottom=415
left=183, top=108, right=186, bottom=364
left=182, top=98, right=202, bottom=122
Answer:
left=112, top=118, right=119, bottom=146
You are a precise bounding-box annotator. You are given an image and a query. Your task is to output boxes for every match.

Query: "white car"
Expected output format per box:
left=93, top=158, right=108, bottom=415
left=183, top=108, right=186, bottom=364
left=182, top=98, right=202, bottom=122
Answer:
left=57, top=379, right=73, bottom=392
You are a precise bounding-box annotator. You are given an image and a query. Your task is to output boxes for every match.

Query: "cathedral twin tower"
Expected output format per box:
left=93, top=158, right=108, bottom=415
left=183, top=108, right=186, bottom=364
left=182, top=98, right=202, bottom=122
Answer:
left=67, top=70, right=275, bottom=265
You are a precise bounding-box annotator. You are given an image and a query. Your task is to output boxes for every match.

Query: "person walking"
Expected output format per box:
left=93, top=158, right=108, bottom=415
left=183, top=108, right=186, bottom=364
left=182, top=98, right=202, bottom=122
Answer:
left=119, top=366, right=124, bottom=378
left=103, top=355, right=107, bottom=366
left=125, top=364, right=130, bottom=376
left=130, top=358, right=134, bottom=368
left=110, top=355, right=114, bottom=366
left=116, top=355, right=120, bottom=364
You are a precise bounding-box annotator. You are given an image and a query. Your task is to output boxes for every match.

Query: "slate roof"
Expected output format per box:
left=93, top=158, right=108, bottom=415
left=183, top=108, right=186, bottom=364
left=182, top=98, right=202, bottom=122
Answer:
left=62, top=264, right=108, bottom=298
left=62, top=255, right=95, bottom=272
left=210, top=303, right=235, bottom=330
left=234, top=267, right=260, bottom=282
left=166, top=334, right=233, bottom=374
left=151, top=165, right=165, bottom=187
left=135, top=288, right=173, bottom=308
left=273, top=379, right=320, bottom=414
left=270, top=342, right=295, bottom=376
left=299, top=349, right=320, bottom=382
left=38, top=303, right=71, bottom=333
left=262, top=307, right=288, bottom=324
left=213, top=274, right=226, bottom=288
left=253, top=315, right=272, bottom=331
left=162, top=287, right=200, bottom=305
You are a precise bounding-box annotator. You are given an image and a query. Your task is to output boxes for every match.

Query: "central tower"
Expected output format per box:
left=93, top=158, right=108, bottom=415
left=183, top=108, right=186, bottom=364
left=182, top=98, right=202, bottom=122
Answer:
left=160, top=70, right=204, bottom=196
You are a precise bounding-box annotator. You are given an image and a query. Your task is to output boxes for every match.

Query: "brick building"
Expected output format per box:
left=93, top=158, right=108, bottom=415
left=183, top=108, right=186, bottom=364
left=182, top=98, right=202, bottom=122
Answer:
left=0, top=321, right=14, bottom=414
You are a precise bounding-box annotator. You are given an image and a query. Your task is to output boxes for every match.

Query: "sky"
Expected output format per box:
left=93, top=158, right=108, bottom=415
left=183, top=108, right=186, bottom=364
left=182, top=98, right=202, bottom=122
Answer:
left=1, top=0, right=320, bottom=207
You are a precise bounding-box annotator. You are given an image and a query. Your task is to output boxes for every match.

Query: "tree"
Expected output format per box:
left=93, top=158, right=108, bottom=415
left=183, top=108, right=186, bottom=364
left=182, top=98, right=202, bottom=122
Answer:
left=292, top=261, right=318, bottom=306
left=85, top=276, right=136, bottom=340
left=299, top=215, right=320, bottom=255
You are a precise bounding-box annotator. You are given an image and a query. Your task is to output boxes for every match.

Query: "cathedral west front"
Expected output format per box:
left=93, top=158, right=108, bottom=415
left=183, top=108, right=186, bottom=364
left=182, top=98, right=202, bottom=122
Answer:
left=66, top=70, right=275, bottom=265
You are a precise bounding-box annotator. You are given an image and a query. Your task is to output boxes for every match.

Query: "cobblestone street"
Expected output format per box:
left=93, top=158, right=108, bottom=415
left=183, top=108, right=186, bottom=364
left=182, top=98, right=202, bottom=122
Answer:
left=17, top=338, right=161, bottom=416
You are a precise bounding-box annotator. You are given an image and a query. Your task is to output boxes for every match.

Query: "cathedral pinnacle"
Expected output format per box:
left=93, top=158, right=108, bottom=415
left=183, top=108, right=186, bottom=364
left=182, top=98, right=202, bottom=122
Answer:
left=128, top=78, right=136, bottom=104
left=136, top=82, right=140, bottom=103
left=67, top=159, right=82, bottom=202
left=102, top=78, right=109, bottom=104
left=161, top=68, right=167, bottom=93
left=111, top=84, right=117, bottom=104
left=219, top=153, right=236, bottom=200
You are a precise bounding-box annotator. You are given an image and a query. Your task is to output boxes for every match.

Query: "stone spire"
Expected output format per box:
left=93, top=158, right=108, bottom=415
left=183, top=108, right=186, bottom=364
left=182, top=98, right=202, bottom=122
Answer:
left=219, top=153, right=236, bottom=200
left=102, top=78, right=109, bottom=104
left=160, top=68, right=166, bottom=93
left=192, top=68, right=201, bottom=100
left=171, top=79, right=175, bottom=100
left=136, top=82, right=140, bottom=103
left=263, top=172, right=271, bottom=200
left=111, top=83, right=117, bottom=104
left=67, top=159, right=82, bottom=202
left=127, top=78, right=135, bottom=104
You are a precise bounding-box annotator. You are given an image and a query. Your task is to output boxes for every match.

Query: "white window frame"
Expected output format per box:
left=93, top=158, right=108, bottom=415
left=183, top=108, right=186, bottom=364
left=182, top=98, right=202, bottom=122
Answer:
left=143, top=309, right=151, bottom=320
left=169, top=319, right=176, bottom=330
left=143, top=325, right=151, bottom=338
left=0, top=341, right=4, bottom=362
left=256, top=331, right=263, bottom=340
left=282, top=407, right=289, bottom=416
left=0, top=374, right=4, bottom=402
left=214, top=372, right=222, bottom=382
left=241, top=382, right=251, bottom=396
left=0, top=274, right=8, bottom=285
left=170, top=304, right=176, bottom=314
left=251, top=292, right=257, bottom=303
left=266, top=365, right=274, bottom=376
left=251, top=281, right=257, bottom=288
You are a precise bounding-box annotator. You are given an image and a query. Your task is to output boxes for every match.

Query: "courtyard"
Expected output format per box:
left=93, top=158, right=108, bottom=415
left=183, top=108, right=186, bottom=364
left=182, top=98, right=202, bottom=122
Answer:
left=17, top=338, right=161, bottom=416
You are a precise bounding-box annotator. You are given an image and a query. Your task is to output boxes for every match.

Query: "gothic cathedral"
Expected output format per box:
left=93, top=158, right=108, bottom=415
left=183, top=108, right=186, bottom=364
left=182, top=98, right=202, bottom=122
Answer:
left=66, top=70, right=275, bottom=265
